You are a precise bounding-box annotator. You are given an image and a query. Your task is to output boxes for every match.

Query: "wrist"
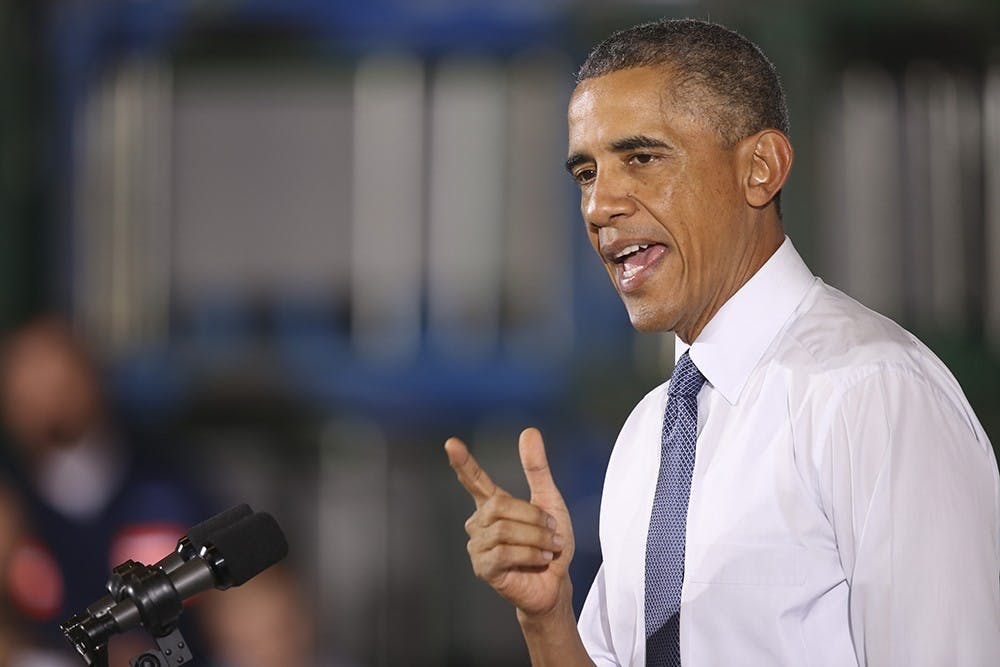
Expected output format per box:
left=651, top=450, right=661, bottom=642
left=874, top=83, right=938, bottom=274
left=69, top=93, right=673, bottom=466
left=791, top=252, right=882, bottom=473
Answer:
left=516, top=579, right=575, bottom=631
left=516, top=579, right=594, bottom=667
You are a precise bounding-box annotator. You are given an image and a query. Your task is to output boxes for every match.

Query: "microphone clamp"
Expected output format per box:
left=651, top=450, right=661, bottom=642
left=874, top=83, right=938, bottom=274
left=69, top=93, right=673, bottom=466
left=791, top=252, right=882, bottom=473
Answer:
left=60, top=558, right=195, bottom=667
left=109, top=559, right=186, bottom=637
left=59, top=506, right=286, bottom=667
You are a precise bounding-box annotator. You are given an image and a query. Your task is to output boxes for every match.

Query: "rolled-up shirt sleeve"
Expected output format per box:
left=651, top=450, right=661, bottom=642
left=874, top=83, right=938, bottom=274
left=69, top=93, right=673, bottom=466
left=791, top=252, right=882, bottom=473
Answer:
left=821, top=366, right=1000, bottom=666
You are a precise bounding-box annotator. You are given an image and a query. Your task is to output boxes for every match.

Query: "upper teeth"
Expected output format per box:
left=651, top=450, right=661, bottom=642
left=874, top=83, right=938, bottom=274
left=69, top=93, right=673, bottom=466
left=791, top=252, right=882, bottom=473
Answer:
left=615, top=244, right=650, bottom=260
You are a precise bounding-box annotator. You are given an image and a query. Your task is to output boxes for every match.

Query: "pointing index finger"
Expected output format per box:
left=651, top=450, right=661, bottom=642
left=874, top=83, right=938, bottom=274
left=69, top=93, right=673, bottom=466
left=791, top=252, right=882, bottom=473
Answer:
left=445, top=437, right=500, bottom=505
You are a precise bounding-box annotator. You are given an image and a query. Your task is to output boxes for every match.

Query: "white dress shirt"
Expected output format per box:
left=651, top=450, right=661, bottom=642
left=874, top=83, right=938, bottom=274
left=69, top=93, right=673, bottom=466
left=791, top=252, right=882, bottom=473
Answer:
left=578, top=237, right=1000, bottom=666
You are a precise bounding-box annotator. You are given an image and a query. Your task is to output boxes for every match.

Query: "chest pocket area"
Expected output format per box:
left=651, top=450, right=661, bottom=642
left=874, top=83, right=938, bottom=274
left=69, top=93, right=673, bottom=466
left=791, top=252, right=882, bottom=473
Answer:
left=684, top=543, right=806, bottom=586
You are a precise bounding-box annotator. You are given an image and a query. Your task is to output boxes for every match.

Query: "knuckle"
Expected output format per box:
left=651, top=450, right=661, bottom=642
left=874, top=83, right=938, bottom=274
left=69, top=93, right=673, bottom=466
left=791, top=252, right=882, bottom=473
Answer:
left=491, top=521, right=512, bottom=543
left=493, top=544, right=512, bottom=564
left=476, top=552, right=498, bottom=581
left=478, top=526, right=496, bottom=549
left=480, top=496, right=501, bottom=521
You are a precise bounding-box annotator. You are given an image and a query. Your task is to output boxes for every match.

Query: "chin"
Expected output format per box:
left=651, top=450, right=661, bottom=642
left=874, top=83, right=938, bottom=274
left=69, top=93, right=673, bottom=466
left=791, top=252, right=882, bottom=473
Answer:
left=625, top=304, right=676, bottom=333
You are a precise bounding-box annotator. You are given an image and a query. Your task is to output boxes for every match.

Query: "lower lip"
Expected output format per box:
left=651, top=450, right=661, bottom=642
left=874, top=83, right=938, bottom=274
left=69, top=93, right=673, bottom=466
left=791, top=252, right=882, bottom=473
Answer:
left=616, top=245, right=668, bottom=293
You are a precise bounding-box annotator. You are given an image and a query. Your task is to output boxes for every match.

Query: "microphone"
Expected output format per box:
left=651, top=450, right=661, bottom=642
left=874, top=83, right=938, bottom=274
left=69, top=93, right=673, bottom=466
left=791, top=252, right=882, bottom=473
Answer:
left=85, top=503, right=255, bottom=618
left=61, top=510, right=287, bottom=666
left=172, top=503, right=255, bottom=563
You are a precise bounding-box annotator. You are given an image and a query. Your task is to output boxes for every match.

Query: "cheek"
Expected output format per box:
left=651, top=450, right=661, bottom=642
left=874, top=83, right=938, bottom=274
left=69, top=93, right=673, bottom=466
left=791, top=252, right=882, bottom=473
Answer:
left=658, top=169, right=734, bottom=246
left=638, top=168, right=689, bottom=234
left=699, top=159, right=743, bottom=213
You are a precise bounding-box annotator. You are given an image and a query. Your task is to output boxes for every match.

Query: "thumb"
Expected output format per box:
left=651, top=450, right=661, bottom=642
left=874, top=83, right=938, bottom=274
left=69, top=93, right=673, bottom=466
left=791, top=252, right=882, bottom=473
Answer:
left=518, top=427, right=561, bottom=503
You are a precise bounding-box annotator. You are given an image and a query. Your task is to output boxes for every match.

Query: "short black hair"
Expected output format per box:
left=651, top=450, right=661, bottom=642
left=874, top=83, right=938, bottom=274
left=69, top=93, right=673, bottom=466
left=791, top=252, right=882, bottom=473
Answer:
left=577, top=18, right=789, bottom=148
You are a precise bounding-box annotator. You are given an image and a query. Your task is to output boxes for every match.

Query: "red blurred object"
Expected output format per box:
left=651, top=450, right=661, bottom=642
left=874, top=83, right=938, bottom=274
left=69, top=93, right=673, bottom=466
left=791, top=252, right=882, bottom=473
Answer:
left=7, top=537, right=64, bottom=621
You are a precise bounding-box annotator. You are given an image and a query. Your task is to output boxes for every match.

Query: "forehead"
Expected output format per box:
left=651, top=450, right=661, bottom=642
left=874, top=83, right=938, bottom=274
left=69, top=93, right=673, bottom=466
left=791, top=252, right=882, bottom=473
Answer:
left=568, top=66, right=699, bottom=144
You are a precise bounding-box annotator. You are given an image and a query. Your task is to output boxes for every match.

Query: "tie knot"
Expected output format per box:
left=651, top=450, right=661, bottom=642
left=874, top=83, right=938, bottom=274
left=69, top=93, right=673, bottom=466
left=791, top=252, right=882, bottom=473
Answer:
left=668, top=351, right=706, bottom=398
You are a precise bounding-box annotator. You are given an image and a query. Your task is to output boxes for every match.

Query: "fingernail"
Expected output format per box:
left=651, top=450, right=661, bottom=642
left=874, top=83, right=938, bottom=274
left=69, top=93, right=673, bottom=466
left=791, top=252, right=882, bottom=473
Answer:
left=542, top=550, right=554, bottom=561
left=546, top=516, right=557, bottom=530
left=552, top=534, right=564, bottom=548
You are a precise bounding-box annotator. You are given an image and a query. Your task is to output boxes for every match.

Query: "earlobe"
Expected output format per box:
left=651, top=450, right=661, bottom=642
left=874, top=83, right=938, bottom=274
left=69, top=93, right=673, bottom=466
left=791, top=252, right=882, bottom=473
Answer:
left=744, top=130, right=793, bottom=209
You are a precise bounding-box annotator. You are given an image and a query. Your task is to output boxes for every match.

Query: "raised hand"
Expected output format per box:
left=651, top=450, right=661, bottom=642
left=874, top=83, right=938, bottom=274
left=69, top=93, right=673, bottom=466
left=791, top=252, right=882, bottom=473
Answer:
left=445, top=428, right=575, bottom=617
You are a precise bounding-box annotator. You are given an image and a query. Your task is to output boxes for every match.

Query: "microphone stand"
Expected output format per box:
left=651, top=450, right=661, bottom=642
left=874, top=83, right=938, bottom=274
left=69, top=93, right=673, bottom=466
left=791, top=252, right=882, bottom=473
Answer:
left=61, top=619, right=191, bottom=667
left=60, top=507, right=286, bottom=666
left=60, top=559, right=194, bottom=667
left=60, top=610, right=111, bottom=667
left=128, top=626, right=193, bottom=667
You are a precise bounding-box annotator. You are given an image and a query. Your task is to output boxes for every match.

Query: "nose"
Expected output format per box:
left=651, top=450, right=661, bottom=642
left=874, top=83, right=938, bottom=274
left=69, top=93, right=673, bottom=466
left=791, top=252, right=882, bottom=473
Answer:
left=583, top=168, right=635, bottom=227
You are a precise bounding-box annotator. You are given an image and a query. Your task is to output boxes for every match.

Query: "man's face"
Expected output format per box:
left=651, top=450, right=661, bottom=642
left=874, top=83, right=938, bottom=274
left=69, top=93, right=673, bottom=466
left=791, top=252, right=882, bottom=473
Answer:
left=567, top=66, right=755, bottom=341
left=1, top=331, right=102, bottom=456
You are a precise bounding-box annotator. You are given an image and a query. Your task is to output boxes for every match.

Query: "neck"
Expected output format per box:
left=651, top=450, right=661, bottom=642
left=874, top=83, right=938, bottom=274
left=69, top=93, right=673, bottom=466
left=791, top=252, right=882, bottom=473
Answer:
left=676, top=222, right=785, bottom=344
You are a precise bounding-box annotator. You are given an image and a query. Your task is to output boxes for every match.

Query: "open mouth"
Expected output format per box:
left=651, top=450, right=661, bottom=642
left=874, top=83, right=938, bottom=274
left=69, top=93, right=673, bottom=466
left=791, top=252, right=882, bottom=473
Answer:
left=612, top=243, right=667, bottom=290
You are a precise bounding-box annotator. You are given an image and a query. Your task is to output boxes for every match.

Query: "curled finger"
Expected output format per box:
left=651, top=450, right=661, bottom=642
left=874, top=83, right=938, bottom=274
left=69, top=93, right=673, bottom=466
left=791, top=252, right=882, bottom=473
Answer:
left=477, top=518, right=562, bottom=554
left=478, top=493, right=556, bottom=531
left=470, top=543, right=555, bottom=582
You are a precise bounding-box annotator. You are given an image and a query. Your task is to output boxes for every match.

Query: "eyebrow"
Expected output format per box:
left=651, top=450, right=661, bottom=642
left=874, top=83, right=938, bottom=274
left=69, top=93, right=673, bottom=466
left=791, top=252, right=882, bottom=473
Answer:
left=565, top=134, right=673, bottom=174
left=564, top=153, right=589, bottom=174
left=610, top=135, right=673, bottom=152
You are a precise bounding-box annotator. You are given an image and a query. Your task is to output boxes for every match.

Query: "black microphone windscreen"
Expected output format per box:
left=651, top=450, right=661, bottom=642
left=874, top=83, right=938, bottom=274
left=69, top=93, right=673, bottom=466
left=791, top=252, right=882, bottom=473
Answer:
left=187, top=504, right=254, bottom=548
left=209, top=512, right=288, bottom=586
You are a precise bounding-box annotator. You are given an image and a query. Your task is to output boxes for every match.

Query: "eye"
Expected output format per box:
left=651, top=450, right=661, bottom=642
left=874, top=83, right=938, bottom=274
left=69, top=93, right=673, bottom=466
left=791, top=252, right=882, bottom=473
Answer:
left=573, top=167, right=597, bottom=185
left=629, top=153, right=656, bottom=166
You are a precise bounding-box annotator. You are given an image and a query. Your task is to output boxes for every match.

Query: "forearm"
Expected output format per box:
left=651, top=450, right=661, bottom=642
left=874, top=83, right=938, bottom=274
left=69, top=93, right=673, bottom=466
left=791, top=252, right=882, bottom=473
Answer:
left=517, top=582, right=596, bottom=667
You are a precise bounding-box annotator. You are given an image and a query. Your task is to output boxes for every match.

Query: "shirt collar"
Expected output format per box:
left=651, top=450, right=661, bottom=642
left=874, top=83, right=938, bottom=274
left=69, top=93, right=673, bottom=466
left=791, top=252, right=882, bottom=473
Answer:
left=675, top=236, right=816, bottom=405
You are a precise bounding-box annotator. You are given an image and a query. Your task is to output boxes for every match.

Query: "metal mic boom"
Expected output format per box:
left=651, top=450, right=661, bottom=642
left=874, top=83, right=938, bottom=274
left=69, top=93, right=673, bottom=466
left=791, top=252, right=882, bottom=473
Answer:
left=60, top=509, right=288, bottom=667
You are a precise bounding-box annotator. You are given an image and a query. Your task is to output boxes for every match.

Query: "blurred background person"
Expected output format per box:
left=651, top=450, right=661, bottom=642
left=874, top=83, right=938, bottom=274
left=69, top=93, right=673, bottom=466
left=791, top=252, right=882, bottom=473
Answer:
left=0, top=317, right=318, bottom=667
left=0, top=316, right=208, bottom=665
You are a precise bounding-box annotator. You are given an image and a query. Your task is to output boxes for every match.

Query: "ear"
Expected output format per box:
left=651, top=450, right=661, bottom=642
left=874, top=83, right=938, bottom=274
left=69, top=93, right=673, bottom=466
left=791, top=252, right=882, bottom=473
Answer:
left=741, top=130, right=793, bottom=209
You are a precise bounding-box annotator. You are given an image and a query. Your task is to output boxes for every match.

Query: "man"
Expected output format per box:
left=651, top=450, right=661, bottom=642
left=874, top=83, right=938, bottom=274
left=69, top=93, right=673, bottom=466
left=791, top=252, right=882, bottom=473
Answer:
left=445, top=17, right=1000, bottom=667
left=0, top=317, right=206, bottom=664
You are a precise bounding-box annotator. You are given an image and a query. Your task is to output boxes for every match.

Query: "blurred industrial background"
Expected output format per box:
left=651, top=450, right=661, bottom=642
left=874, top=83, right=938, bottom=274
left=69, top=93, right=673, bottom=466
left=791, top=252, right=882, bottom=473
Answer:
left=1, top=1, right=998, bottom=665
